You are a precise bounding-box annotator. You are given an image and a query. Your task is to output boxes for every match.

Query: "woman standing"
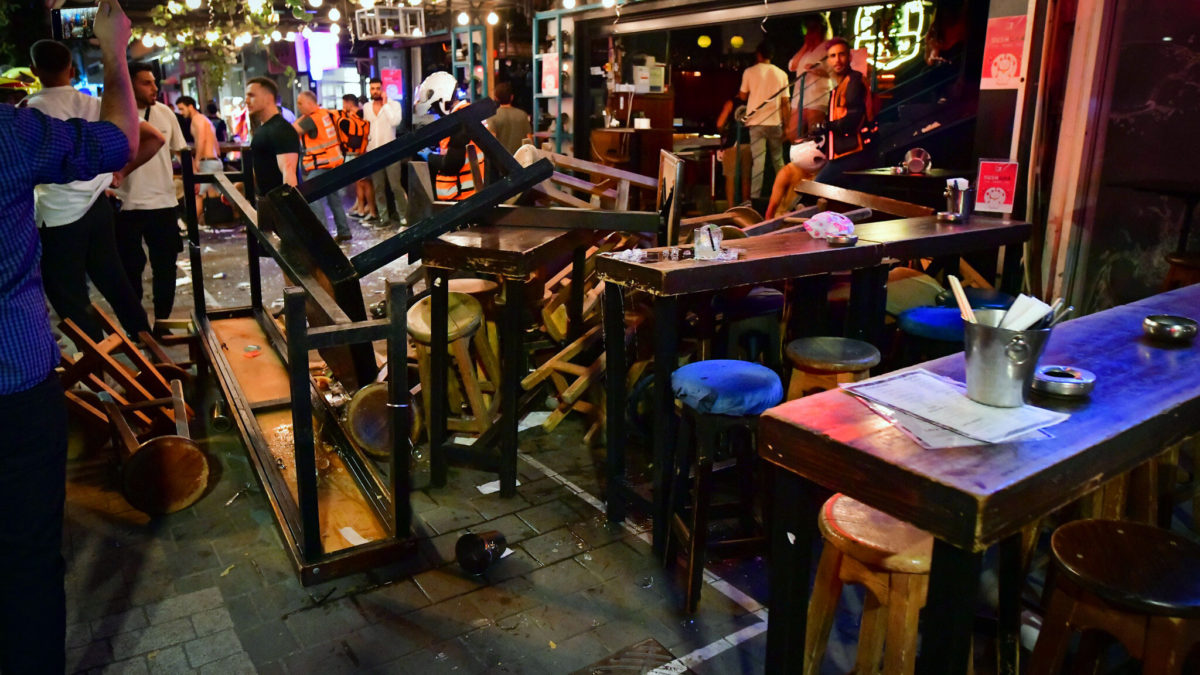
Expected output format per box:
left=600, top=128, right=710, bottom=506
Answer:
left=787, top=14, right=833, bottom=141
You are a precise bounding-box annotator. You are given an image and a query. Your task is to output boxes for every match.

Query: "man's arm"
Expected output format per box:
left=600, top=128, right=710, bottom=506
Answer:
left=111, top=121, right=165, bottom=188
left=278, top=153, right=298, bottom=187
left=93, top=0, right=138, bottom=163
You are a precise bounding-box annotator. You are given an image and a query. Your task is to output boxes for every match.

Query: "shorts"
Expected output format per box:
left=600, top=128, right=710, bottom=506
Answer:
left=197, top=158, right=224, bottom=196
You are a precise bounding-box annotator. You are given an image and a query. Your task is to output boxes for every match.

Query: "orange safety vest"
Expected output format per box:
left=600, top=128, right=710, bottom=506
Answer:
left=301, top=108, right=345, bottom=172
left=336, top=111, right=369, bottom=155
left=827, top=74, right=864, bottom=160
left=435, top=101, right=484, bottom=201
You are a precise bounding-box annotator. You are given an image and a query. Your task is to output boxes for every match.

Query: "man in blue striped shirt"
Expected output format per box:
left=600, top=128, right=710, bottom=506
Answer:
left=0, top=1, right=140, bottom=671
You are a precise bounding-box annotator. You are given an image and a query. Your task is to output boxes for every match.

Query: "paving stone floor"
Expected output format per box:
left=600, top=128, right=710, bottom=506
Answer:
left=59, top=211, right=1198, bottom=674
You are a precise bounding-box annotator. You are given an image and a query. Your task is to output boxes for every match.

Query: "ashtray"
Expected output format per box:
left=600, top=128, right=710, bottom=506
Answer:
left=827, top=235, right=858, bottom=247
left=1032, top=365, right=1096, bottom=398
left=1143, top=314, right=1198, bottom=342
left=937, top=211, right=966, bottom=223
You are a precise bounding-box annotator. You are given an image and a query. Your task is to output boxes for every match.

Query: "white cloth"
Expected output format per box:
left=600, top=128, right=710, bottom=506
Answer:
left=739, top=62, right=789, bottom=127
left=115, top=101, right=186, bottom=211
left=363, top=99, right=403, bottom=151
left=789, top=46, right=832, bottom=112
left=24, top=86, right=110, bottom=227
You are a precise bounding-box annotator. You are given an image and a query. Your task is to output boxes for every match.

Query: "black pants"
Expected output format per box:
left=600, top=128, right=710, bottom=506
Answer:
left=0, top=375, right=67, bottom=674
left=114, top=207, right=182, bottom=321
left=40, top=197, right=152, bottom=341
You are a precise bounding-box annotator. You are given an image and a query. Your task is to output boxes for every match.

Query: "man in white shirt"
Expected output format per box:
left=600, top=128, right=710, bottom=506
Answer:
left=739, top=42, right=790, bottom=199
left=25, top=39, right=162, bottom=340
left=363, top=77, right=407, bottom=227
left=114, top=62, right=188, bottom=324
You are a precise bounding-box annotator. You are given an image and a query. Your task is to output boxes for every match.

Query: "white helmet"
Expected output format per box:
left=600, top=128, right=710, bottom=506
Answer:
left=789, top=140, right=827, bottom=173
left=414, top=71, right=459, bottom=122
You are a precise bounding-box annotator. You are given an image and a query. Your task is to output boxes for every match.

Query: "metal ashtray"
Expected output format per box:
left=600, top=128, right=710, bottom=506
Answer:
left=1143, top=314, right=1198, bottom=342
left=827, top=234, right=858, bottom=247
left=1032, top=365, right=1096, bottom=398
left=937, top=211, right=966, bottom=223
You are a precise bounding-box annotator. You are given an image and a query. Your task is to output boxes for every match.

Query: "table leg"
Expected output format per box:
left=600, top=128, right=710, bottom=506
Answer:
left=786, top=274, right=831, bottom=340
left=651, top=295, right=679, bottom=558
left=568, top=244, right=587, bottom=342
left=429, top=268, right=450, bottom=488
left=916, top=539, right=983, bottom=674
left=995, top=533, right=1024, bottom=675
left=847, top=264, right=889, bottom=347
left=764, top=465, right=819, bottom=673
left=499, top=276, right=524, bottom=498
left=603, top=281, right=627, bottom=525
left=1000, top=243, right=1023, bottom=297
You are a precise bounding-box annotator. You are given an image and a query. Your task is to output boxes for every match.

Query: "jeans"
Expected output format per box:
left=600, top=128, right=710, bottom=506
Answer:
left=0, top=375, right=68, bottom=674
left=305, top=167, right=350, bottom=237
left=40, top=197, right=152, bottom=340
left=114, top=207, right=183, bottom=321
left=371, top=161, right=408, bottom=224
left=748, top=124, right=784, bottom=198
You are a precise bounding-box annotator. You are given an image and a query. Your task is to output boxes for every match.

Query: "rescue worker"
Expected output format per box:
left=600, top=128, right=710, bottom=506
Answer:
left=293, top=90, right=351, bottom=241
left=414, top=72, right=483, bottom=202
left=813, top=37, right=875, bottom=184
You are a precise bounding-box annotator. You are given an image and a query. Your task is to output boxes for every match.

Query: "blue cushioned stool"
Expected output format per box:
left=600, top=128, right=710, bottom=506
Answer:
left=897, top=306, right=966, bottom=365
left=666, top=360, right=783, bottom=612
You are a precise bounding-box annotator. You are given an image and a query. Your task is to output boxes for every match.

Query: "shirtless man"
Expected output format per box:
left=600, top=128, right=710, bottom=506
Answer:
left=176, top=95, right=221, bottom=221
left=764, top=140, right=827, bottom=218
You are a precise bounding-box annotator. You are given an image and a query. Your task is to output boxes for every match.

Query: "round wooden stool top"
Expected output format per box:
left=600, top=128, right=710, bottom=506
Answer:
left=447, top=278, right=500, bottom=299
left=819, top=494, right=933, bottom=573
left=406, top=292, right=483, bottom=344
left=122, top=436, right=209, bottom=515
left=1051, top=519, right=1200, bottom=617
left=786, top=337, right=881, bottom=375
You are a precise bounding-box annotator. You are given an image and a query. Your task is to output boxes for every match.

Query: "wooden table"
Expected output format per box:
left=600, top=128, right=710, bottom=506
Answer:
left=758, top=283, right=1200, bottom=674
left=597, top=232, right=884, bottom=554
left=423, top=225, right=591, bottom=497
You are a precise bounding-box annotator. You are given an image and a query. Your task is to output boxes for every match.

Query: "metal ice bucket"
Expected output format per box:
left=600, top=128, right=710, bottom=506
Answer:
left=964, top=309, right=1052, bottom=407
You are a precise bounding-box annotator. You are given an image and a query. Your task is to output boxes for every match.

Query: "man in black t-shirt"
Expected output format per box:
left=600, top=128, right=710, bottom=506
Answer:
left=245, top=76, right=299, bottom=197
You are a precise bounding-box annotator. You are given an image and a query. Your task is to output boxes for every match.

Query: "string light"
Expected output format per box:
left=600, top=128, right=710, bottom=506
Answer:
left=329, top=22, right=341, bottom=34
left=486, top=11, right=498, bottom=25
left=328, top=7, right=340, bottom=21
left=184, top=0, right=201, bottom=9
left=285, top=31, right=296, bottom=41
left=384, top=27, right=394, bottom=36
left=141, top=34, right=155, bottom=48
left=302, top=25, right=314, bottom=38
left=411, top=27, right=423, bottom=37
left=456, top=11, right=468, bottom=25
left=563, top=0, right=575, bottom=8
left=247, top=0, right=264, bottom=12
left=166, top=1, right=183, bottom=12
left=360, top=0, right=375, bottom=7
left=270, top=29, right=282, bottom=40
left=154, top=35, right=167, bottom=47
left=309, top=0, right=323, bottom=6
left=601, top=0, right=615, bottom=7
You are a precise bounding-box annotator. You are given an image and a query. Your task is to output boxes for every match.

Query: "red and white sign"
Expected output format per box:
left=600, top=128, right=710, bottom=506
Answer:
left=975, top=160, right=1020, bottom=214
left=980, top=15, right=1026, bottom=90
left=381, top=68, right=403, bottom=103
left=541, top=54, right=559, bottom=96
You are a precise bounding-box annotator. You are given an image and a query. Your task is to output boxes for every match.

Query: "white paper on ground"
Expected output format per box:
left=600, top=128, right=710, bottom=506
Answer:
left=500, top=548, right=514, bottom=558
left=841, top=369, right=1068, bottom=443
left=340, top=527, right=369, bottom=546
left=476, top=479, right=522, bottom=495
left=518, top=411, right=552, bottom=432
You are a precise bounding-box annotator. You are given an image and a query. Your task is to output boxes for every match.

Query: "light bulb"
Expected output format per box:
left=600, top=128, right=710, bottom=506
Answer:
left=184, top=0, right=201, bottom=8
left=271, top=30, right=282, bottom=40
left=562, top=0, right=575, bottom=8
left=360, top=0, right=375, bottom=7
left=167, top=1, right=182, bottom=12
left=309, top=0, right=322, bottom=6
left=601, top=0, right=615, bottom=7
left=176, top=32, right=187, bottom=42
left=239, top=31, right=252, bottom=42
left=456, top=11, right=468, bottom=25
left=412, top=27, right=423, bottom=37
left=486, top=11, right=498, bottom=25
left=154, top=35, right=167, bottom=47
left=142, top=34, right=155, bottom=48
left=407, top=0, right=420, bottom=5
left=328, top=7, right=340, bottom=21
left=330, top=22, right=341, bottom=34
left=247, top=0, right=264, bottom=12
left=302, top=26, right=314, bottom=38
left=263, top=36, right=272, bottom=44
left=384, top=27, right=394, bottom=36
left=206, top=30, right=219, bottom=42
left=285, top=31, right=296, bottom=41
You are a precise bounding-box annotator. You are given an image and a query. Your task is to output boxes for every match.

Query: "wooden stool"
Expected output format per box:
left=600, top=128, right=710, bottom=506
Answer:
left=665, top=359, right=782, bottom=612
left=785, top=336, right=881, bottom=400
left=806, top=494, right=933, bottom=675
left=448, top=277, right=500, bottom=353
left=1163, top=252, right=1200, bottom=292
left=1031, top=519, right=1200, bottom=674
left=407, top=292, right=501, bottom=435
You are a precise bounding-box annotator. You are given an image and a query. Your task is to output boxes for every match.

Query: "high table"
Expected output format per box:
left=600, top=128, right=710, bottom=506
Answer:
left=423, top=226, right=591, bottom=497
left=758, top=283, right=1200, bottom=674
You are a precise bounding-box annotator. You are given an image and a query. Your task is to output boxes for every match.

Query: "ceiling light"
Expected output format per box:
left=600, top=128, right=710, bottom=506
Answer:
left=328, top=7, right=340, bottom=21
left=384, top=27, right=394, bottom=36
left=330, top=22, right=341, bottom=34
left=456, top=11, right=469, bottom=25
left=411, top=27, right=423, bottom=37
left=486, top=11, right=498, bottom=25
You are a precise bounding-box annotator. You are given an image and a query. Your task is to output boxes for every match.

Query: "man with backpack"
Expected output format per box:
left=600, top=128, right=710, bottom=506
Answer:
left=338, top=93, right=375, bottom=222
left=293, top=90, right=351, bottom=241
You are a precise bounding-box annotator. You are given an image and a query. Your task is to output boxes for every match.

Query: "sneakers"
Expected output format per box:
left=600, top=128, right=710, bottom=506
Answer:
left=348, top=210, right=365, bottom=219
left=362, top=215, right=383, bottom=226
left=335, top=233, right=353, bottom=242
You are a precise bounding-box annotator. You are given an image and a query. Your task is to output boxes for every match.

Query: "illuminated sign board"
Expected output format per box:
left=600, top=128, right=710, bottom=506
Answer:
left=853, top=1, right=929, bottom=72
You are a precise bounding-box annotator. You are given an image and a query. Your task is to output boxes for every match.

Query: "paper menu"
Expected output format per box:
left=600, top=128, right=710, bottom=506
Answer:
left=859, top=399, right=1051, bottom=449
left=841, top=369, right=1068, bottom=444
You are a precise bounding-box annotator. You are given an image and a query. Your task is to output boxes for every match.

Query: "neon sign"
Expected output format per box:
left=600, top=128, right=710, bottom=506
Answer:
left=853, top=1, right=929, bottom=72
